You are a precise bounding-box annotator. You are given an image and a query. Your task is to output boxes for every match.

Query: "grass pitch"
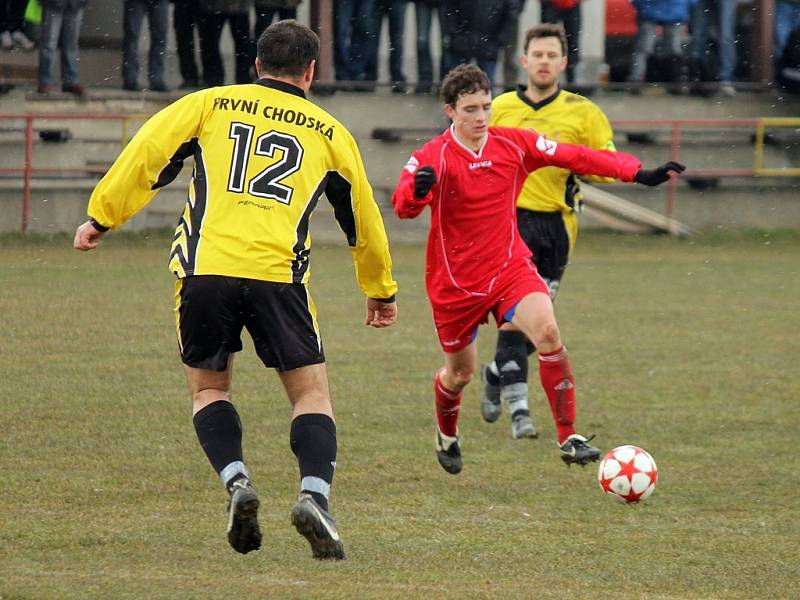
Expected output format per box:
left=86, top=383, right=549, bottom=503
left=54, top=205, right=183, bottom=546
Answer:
left=1, top=229, right=798, bottom=599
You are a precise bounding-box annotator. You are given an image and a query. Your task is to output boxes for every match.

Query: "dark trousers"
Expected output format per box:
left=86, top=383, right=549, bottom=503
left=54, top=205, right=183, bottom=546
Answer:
left=333, top=0, right=374, bottom=81
left=199, top=12, right=253, bottom=86
left=254, top=7, right=297, bottom=40
left=173, top=0, right=200, bottom=84
left=122, top=0, right=169, bottom=87
left=541, top=3, right=581, bottom=83
left=365, top=0, right=406, bottom=83
left=0, top=0, right=26, bottom=32
left=414, top=1, right=450, bottom=85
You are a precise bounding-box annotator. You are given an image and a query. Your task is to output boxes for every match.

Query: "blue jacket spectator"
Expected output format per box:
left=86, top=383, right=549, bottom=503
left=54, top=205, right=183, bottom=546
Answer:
left=628, top=0, right=697, bottom=85
left=631, top=0, right=697, bottom=23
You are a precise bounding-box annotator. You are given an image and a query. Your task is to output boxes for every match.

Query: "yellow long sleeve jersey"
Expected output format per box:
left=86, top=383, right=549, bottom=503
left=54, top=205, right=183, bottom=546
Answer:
left=490, top=87, right=616, bottom=214
left=87, top=79, right=397, bottom=300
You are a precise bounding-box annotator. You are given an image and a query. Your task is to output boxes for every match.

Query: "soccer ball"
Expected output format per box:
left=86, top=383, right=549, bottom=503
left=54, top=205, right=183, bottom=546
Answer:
left=597, top=445, right=658, bottom=504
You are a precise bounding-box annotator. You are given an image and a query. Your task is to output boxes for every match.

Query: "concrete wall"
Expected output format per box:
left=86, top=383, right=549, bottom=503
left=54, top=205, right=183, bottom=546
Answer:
left=2, top=83, right=799, bottom=237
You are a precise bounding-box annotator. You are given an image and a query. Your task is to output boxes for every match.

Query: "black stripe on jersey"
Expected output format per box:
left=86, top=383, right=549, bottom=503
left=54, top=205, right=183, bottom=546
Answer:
left=254, top=78, right=306, bottom=99
left=152, top=138, right=199, bottom=190
left=515, top=85, right=561, bottom=111
left=170, top=143, right=208, bottom=276
left=290, top=172, right=329, bottom=282
left=324, top=171, right=357, bottom=247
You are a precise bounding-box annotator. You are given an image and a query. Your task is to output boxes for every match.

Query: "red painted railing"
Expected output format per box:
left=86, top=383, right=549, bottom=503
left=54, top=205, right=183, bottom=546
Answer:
left=3, top=113, right=799, bottom=232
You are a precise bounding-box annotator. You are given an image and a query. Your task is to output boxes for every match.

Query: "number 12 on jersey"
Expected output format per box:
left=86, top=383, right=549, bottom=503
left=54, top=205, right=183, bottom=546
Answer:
left=227, top=122, right=304, bottom=205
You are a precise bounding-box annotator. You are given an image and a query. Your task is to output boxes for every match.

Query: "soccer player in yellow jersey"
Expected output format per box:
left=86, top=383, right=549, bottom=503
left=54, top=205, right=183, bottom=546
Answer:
left=483, top=23, right=615, bottom=443
left=74, top=20, right=398, bottom=560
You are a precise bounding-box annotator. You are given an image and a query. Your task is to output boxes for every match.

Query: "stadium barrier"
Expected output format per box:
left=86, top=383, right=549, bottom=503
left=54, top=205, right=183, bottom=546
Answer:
left=2, top=113, right=799, bottom=232
left=0, top=112, right=147, bottom=232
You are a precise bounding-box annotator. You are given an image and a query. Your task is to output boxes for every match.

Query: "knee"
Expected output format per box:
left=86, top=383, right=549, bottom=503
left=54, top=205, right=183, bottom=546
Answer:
left=448, top=364, right=475, bottom=388
left=534, top=321, right=561, bottom=351
left=192, top=387, right=229, bottom=411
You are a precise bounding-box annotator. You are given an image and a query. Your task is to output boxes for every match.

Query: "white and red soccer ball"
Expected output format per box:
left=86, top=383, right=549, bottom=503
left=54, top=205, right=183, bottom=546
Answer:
left=597, top=445, right=658, bottom=504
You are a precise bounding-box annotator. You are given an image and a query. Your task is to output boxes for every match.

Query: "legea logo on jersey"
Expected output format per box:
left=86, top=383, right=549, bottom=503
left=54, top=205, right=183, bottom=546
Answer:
left=469, top=160, right=492, bottom=170
left=536, top=135, right=558, bottom=156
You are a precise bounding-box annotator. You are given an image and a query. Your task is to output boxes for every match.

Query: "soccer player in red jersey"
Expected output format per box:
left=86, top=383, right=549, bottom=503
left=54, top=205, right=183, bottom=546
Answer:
left=392, top=64, right=683, bottom=474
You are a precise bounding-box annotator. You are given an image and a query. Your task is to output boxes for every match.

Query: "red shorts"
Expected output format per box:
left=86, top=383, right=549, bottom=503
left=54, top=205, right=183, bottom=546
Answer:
left=430, top=258, right=549, bottom=353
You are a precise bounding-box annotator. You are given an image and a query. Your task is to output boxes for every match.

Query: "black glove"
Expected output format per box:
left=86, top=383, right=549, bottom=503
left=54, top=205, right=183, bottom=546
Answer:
left=634, top=161, right=686, bottom=186
left=414, top=166, right=436, bottom=198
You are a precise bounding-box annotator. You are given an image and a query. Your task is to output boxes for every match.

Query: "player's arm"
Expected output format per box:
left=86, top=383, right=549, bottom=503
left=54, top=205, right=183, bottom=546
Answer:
left=391, top=150, right=435, bottom=219
left=580, top=106, right=617, bottom=184
left=497, top=127, right=683, bottom=184
left=83, top=92, right=206, bottom=233
left=326, top=132, right=398, bottom=325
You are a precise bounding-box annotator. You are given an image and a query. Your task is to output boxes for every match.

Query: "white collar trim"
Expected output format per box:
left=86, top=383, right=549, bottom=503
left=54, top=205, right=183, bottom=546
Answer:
left=449, top=124, right=487, bottom=158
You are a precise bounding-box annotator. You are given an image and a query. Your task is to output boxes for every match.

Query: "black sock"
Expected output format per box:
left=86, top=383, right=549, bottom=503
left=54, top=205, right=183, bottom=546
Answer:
left=496, top=330, right=529, bottom=385
left=290, top=413, right=336, bottom=512
left=193, top=400, right=246, bottom=488
left=496, top=330, right=530, bottom=418
left=485, top=362, right=500, bottom=386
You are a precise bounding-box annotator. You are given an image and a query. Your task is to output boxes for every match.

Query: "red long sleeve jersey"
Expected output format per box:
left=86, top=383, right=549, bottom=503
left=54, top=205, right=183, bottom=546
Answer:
left=392, top=126, right=642, bottom=306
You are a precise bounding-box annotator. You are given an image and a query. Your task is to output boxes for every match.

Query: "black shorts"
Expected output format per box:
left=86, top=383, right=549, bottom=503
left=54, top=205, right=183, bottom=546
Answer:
left=174, top=275, right=325, bottom=372
left=516, top=209, right=570, bottom=284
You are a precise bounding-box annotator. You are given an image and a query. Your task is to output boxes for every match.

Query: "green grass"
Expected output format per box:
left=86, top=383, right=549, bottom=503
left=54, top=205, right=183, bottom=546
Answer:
left=1, top=230, right=798, bottom=599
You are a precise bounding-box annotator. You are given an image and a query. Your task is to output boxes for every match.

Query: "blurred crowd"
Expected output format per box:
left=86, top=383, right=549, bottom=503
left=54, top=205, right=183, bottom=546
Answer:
left=2, top=0, right=799, bottom=98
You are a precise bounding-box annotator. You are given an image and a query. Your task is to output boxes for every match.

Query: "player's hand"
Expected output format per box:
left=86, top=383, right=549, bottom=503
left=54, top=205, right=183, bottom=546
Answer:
left=365, top=297, right=397, bottom=328
left=634, top=161, right=686, bottom=186
left=73, top=219, right=107, bottom=251
left=414, top=166, right=436, bottom=198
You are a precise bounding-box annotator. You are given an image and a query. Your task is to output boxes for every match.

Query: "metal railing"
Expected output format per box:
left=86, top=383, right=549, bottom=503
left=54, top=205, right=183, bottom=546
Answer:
left=611, top=117, right=800, bottom=220
left=0, top=112, right=147, bottom=232
left=3, top=113, right=799, bottom=232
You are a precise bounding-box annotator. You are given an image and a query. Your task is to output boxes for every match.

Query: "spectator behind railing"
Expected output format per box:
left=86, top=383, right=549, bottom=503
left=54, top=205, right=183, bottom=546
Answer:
left=122, top=0, right=170, bottom=92
left=410, top=0, right=446, bottom=94
left=688, top=0, right=737, bottom=96
left=171, top=0, right=202, bottom=89
left=333, top=0, right=374, bottom=88
left=500, top=0, right=526, bottom=91
left=199, top=0, right=254, bottom=86
left=37, top=0, right=87, bottom=97
left=0, top=0, right=35, bottom=49
left=774, top=0, right=800, bottom=80
left=777, top=21, right=800, bottom=92
left=538, top=0, right=581, bottom=84
left=364, top=0, right=407, bottom=93
left=441, top=0, right=520, bottom=87
left=627, top=0, right=697, bottom=89
left=254, top=0, right=301, bottom=38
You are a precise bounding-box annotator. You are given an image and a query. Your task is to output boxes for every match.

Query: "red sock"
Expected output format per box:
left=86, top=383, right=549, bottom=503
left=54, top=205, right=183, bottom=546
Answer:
left=538, top=346, right=576, bottom=444
left=434, top=369, right=461, bottom=437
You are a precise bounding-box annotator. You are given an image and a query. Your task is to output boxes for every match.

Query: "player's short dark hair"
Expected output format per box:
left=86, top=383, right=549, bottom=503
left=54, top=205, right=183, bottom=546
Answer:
left=440, top=64, right=492, bottom=106
left=256, top=19, right=320, bottom=78
left=523, top=23, right=568, bottom=56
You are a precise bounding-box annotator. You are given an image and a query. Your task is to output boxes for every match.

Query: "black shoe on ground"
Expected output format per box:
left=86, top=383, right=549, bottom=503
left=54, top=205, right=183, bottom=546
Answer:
left=435, top=426, right=462, bottom=474
left=226, top=478, right=262, bottom=554
left=559, top=434, right=601, bottom=467
left=291, top=493, right=345, bottom=560
left=62, top=83, right=86, bottom=98
left=123, top=82, right=141, bottom=92
left=149, top=81, right=170, bottom=92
